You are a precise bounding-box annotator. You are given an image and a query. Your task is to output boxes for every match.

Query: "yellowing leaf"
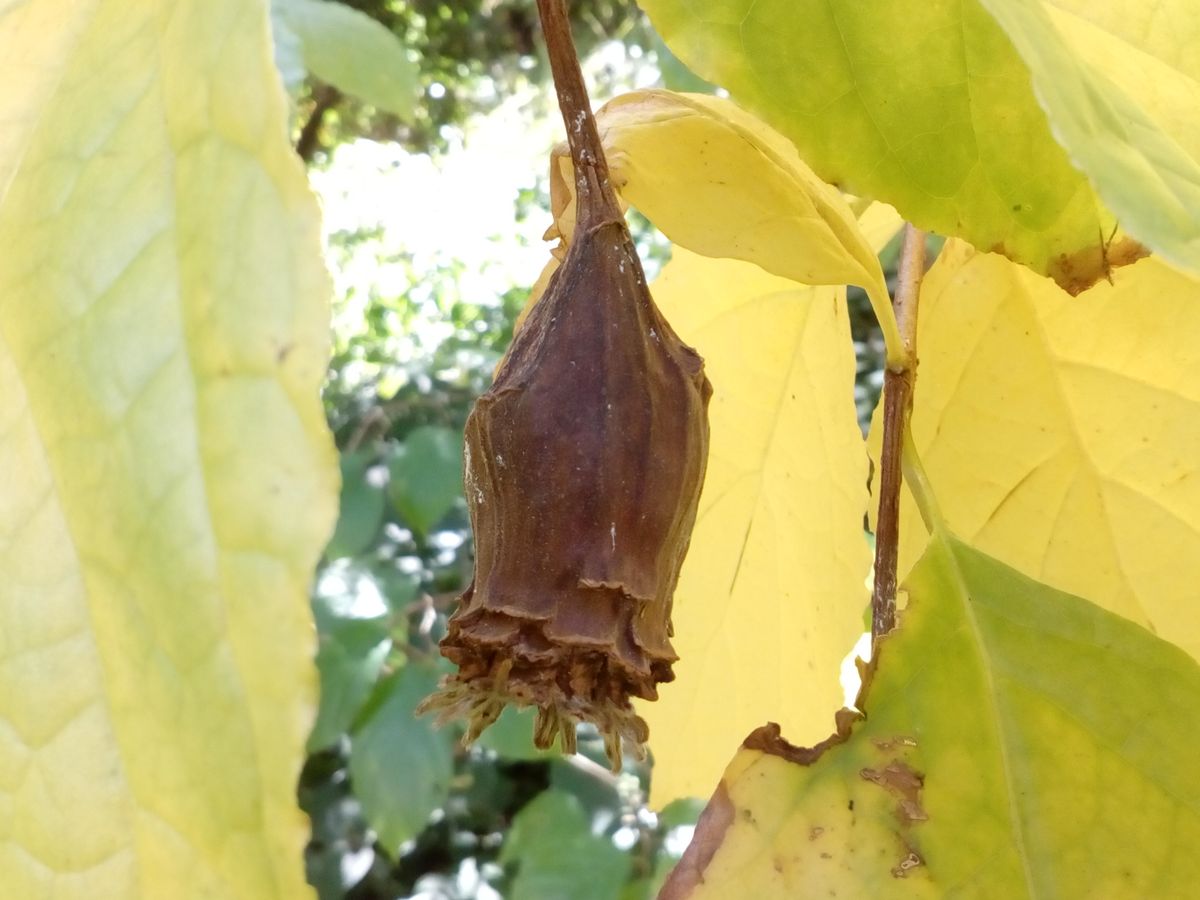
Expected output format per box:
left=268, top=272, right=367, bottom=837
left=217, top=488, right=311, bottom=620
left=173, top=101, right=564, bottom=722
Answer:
left=0, top=1, right=337, bottom=897
left=639, top=0, right=1123, bottom=292
left=876, top=243, right=1200, bottom=661
left=640, top=249, right=870, bottom=806
left=977, top=0, right=1200, bottom=277
left=545, top=89, right=903, bottom=362
left=662, top=535, right=1200, bottom=898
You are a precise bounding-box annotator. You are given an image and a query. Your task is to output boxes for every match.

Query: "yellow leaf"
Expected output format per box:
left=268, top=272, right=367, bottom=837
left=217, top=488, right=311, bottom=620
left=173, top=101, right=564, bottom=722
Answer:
left=545, top=89, right=904, bottom=363
left=661, top=534, right=1200, bottom=898
left=640, top=249, right=870, bottom=806
left=0, top=1, right=337, bottom=897
left=874, top=242, right=1200, bottom=661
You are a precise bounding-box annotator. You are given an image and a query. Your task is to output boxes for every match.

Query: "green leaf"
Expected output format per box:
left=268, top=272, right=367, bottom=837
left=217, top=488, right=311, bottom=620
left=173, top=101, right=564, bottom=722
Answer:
left=387, top=425, right=463, bottom=537
left=639, top=0, right=1118, bottom=292
left=657, top=797, right=705, bottom=831
left=0, top=1, right=337, bottom=896
left=326, top=450, right=385, bottom=560
left=661, top=535, right=1200, bottom=897
left=502, top=791, right=631, bottom=900
left=651, top=36, right=716, bottom=94
left=348, top=665, right=455, bottom=852
left=308, top=613, right=391, bottom=752
left=273, top=0, right=417, bottom=119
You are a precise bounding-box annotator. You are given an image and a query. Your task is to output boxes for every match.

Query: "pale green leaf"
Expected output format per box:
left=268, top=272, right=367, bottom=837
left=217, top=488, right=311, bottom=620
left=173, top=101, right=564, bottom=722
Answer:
left=274, top=0, right=417, bottom=119
left=0, top=0, right=338, bottom=896
left=977, top=0, right=1200, bottom=276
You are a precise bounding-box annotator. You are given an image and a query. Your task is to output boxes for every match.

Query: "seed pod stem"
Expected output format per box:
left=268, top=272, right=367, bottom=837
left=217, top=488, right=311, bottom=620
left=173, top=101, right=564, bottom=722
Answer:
left=535, top=0, right=623, bottom=231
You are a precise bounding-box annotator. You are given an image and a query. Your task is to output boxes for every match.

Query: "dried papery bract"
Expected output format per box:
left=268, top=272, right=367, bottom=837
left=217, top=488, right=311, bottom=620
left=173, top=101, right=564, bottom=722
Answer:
left=418, top=0, right=711, bottom=769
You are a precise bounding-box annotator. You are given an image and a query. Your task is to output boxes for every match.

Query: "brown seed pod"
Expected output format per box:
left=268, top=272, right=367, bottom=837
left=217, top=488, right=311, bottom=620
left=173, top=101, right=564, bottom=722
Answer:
left=418, top=0, right=711, bottom=768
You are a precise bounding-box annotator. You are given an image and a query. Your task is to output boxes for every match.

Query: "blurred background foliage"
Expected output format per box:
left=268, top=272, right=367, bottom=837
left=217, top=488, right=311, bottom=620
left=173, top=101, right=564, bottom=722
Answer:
left=278, top=1, right=886, bottom=896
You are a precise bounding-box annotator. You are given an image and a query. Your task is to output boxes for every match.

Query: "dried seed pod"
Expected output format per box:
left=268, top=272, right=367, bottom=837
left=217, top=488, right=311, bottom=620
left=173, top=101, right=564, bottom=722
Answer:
left=419, top=0, right=711, bottom=768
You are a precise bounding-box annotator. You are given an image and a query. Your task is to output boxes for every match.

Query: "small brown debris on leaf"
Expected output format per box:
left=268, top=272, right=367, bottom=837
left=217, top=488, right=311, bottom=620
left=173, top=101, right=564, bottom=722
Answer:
left=891, top=849, right=924, bottom=878
left=1044, top=235, right=1149, bottom=295
left=872, top=735, right=917, bottom=752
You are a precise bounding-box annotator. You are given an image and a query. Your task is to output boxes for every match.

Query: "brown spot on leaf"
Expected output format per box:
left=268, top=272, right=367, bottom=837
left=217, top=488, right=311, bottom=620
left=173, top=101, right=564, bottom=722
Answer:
left=860, top=761, right=927, bottom=826
left=989, top=235, right=1150, bottom=296
left=1046, top=236, right=1149, bottom=295
left=659, top=783, right=735, bottom=900
left=809, top=826, right=824, bottom=841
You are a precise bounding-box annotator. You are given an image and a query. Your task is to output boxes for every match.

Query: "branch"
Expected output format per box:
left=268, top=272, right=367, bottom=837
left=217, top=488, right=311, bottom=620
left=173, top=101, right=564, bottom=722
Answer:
left=296, top=83, right=342, bottom=163
left=871, top=224, right=926, bottom=642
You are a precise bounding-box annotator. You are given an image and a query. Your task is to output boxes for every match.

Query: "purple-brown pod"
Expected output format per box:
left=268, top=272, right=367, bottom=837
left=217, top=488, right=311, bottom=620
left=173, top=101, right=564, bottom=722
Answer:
left=421, top=208, right=712, bottom=766
left=419, top=0, right=711, bottom=769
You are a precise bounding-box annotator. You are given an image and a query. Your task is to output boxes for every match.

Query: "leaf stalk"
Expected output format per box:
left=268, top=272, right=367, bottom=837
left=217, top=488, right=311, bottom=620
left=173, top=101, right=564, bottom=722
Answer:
left=871, top=223, right=926, bottom=642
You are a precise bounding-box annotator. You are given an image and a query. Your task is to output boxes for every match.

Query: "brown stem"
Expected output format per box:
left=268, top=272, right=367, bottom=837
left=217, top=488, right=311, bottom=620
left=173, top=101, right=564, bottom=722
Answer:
left=296, top=83, right=342, bottom=162
left=535, top=0, right=623, bottom=229
left=871, top=224, right=927, bottom=642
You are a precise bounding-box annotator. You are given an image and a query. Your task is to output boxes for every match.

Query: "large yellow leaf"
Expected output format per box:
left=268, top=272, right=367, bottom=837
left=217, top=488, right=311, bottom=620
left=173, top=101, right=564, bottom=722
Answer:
left=875, top=242, right=1200, bottom=661
left=660, top=533, right=1200, bottom=898
left=0, top=1, right=337, bottom=897
left=641, top=249, right=870, bottom=806
left=541, top=90, right=903, bottom=361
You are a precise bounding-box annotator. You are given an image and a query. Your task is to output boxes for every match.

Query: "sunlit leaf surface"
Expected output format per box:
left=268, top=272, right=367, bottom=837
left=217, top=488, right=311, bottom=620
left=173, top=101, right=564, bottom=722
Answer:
left=642, top=249, right=869, bottom=806
left=272, top=0, right=418, bottom=118
left=873, top=242, right=1200, bottom=661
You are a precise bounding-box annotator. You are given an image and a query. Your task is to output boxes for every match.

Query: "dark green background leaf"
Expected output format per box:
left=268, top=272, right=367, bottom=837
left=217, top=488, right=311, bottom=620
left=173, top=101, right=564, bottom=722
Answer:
left=502, top=791, right=631, bottom=900
left=349, top=664, right=456, bottom=852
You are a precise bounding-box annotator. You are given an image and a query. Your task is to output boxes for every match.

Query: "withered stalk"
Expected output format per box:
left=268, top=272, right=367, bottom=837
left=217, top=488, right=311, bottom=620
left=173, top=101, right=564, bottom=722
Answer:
left=871, top=224, right=927, bottom=642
